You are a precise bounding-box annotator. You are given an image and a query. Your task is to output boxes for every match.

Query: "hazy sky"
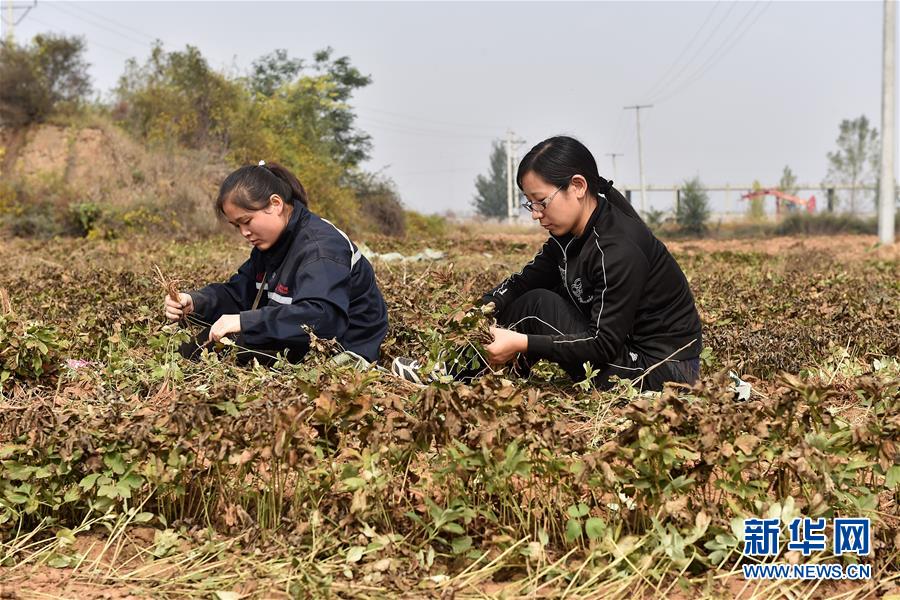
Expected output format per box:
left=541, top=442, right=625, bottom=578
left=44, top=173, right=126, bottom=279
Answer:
left=8, top=1, right=893, bottom=215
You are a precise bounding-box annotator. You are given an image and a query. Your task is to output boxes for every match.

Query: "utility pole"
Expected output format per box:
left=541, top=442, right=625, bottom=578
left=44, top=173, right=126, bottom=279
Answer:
left=4, top=0, right=13, bottom=44
left=2, top=0, right=37, bottom=44
left=624, top=104, right=652, bottom=215
left=505, top=129, right=525, bottom=220
left=879, top=0, right=896, bottom=244
left=605, top=152, right=623, bottom=183
left=506, top=132, right=514, bottom=220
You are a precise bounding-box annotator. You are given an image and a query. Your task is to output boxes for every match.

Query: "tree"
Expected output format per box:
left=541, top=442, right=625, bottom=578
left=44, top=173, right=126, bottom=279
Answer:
left=748, top=180, right=766, bottom=221
left=0, top=34, right=91, bottom=126
left=249, top=47, right=372, bottom=173
left=250, top=49, right=303, bottom=96
left=676, top=177, right=710, bottom=236
left=778, top=165, right=799, bottom=213
left=825, top=115, right=879, bottom=213
left=115, top=43, right=246, bottom=150
left=473, top=140, right=509, bottom=218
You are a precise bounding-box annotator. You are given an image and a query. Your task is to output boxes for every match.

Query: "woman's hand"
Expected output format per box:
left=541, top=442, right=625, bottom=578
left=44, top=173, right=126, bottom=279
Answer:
left=485, top=326, right=527, bottom=365
left=164, top=293, right=194, bottom=321
left=209, top=314, right=241, bottom=343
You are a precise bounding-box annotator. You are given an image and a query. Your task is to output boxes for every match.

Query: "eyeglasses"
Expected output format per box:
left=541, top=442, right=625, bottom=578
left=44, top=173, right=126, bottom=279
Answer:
left=520, top=184, right=566, bottom=214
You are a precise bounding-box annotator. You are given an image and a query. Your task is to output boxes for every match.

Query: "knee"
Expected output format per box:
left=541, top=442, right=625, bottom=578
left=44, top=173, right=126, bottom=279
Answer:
left=502, top=289, right=563, bottom=319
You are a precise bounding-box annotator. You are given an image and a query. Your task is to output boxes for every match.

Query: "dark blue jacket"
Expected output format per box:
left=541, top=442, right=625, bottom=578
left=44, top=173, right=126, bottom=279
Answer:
left=189, top=204, right=388, bottom=363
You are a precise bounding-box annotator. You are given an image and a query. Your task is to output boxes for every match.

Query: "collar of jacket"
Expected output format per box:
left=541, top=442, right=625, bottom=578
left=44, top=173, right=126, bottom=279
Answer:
left=549, top=194, right=609, bottom=255
left=259, top=202, right=310, bottom=270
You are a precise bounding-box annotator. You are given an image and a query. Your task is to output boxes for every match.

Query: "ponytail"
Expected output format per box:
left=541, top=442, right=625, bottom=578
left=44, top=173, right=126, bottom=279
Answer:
left=517, top=136, right=643, bottom=222
left=215, top=161, right=308, bottom=216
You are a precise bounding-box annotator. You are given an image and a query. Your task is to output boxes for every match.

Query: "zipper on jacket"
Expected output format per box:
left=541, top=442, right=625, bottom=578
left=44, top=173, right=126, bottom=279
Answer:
left=551, top=237, right=579, bottom=307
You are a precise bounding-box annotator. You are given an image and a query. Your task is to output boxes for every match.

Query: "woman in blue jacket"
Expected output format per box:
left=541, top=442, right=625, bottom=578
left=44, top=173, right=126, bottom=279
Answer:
left=164, top=161, right=388, bottom=365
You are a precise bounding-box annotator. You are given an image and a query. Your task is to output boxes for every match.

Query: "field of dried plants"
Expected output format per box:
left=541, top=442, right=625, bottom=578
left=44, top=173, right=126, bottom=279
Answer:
left=0, top=232, right=897, bottom=599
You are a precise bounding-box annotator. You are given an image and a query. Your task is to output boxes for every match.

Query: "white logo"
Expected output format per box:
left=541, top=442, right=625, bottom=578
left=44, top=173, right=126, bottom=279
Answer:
left=571, top=278, right=594, bottom=304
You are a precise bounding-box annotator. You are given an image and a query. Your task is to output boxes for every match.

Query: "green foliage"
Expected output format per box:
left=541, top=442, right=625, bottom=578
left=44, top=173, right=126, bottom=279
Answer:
left=775, top=212, right=874, bottom=235
left=0, top=314, right=65, bottom=388
left=250, top=48, right=303, bottom=97
left=676, top=177, right=710, bottom=236
left=352, top=172, right=406, bottom=236
left=748, top=180, right=766, bottom=221
left=644, top=207, right=667, bottom=232
left=115, top=43, right=248, bottom=151
left=405, top=210, right=447, bottom=238
left=69, top=202, right=102, bottom=237
left=778, top=165, right=799, bottom=214
left=825, top=115, right=879, bottom=213
left=473, top=140, right=509, bottom=218
left=113, top=43, right=373, bottom=233
left=0, top=35, right=91, bottom=126
left=0, top=234, right=896, bottom=594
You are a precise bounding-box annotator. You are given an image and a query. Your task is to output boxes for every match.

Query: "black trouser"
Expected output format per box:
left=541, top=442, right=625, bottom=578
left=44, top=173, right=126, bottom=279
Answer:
left=496, top=289, right=700, bottom=391
left=178, top=327, right=306, bottom=367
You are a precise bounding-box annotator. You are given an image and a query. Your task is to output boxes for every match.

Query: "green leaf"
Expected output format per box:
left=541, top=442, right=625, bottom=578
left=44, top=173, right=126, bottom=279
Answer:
left=47, top=554, right=75, bottom=569
left=585, top=517, right=606, bottom=541
left=4, top=491, right=27, bottom=504
left=97, top=484, right=119, bottom=499
left=885, top=465, right=900, bottom=489
left=346, top=546, right=365, bottom=563
left=63, top=487, right=80, bottom=503
left=442, top=522, right=464, bottom=535
left=55, top=528, right=75, bottom=545
left=0, top=445, right=24, bottom=459
left=133, top=512, right=154, bottom=523
left=451, top=535, right=472, bottom=554
left=565, top=518, right=582, bottom=542
left=103, top=453, right=126, bottom=475
left=566, top=503, right=589, bottom=518
left=342, top=477, right=366, bottom=491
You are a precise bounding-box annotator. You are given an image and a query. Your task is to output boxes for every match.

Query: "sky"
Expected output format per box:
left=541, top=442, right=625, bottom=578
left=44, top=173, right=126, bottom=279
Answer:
left=6, top=0, right=893, bottom=216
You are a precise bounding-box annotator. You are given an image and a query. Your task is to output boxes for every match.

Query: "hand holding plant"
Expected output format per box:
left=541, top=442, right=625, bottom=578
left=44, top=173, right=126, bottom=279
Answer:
left=485, top=326, right=527, bottom=365
left=163, top=292, right=194, bottom=321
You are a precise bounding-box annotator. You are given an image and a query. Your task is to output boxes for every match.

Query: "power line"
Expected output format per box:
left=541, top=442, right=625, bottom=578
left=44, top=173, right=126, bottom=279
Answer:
left=357, top=115, right=500, bottom=141
left=641, top=1, right=722, bottom=101
left=58, top=1, right=157, bottom=43
left=356, top=105, right=499, bottom=134
left=650, top=1, right=772, bottom=104
left=26, top=13, right=133, bottom=57
left=44, top=1, right=152, bottom=48
left=644, top=1, right=739, bottom=103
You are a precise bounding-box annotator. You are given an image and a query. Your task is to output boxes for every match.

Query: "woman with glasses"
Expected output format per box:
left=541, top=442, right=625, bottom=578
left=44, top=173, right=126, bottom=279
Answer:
left=479, top=135, right=703, bottom=391
left=164, top=161, right=388, bottom=366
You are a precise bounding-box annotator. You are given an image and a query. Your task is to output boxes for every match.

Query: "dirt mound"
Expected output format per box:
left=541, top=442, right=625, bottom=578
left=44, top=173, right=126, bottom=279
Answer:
left=0, top=119, right=229, bottom=234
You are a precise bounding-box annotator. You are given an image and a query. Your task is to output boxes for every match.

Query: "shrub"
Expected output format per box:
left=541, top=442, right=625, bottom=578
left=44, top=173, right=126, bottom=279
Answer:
left=0, top=313, right=65, bottom=388
left=0, top=35, right=91, bottom=126
left=676, top=177, right=710, bottom=236
left=405, top=211, right=447, bottom=238
left=353, top=173, right=406, bottom=236
left=775, top=212, right=873, bottom=235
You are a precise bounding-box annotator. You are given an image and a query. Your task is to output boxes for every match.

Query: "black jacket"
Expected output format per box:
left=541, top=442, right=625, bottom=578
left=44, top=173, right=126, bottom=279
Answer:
left=483, top=189, right=702, bottom=368
left=189, top=204, right=388, bottom=362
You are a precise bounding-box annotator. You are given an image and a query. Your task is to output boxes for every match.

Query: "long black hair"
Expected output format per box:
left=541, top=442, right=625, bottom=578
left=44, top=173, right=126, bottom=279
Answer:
left=215, top=161, right=308, bottom=215
left=516, top=136, right=641, bottom=221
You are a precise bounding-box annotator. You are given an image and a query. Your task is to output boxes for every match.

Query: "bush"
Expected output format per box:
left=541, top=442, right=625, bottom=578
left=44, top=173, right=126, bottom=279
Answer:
left=775, top=212, right=871, bottom=235
left=353, top=173, right=405, bottom=236
left=0, top=35, right=91, bottom=126
left=405, top=210, right=447, bottom=238
left=0, top=313, right=65, bottom=388
left=676, top=177, right=710, bottom=236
